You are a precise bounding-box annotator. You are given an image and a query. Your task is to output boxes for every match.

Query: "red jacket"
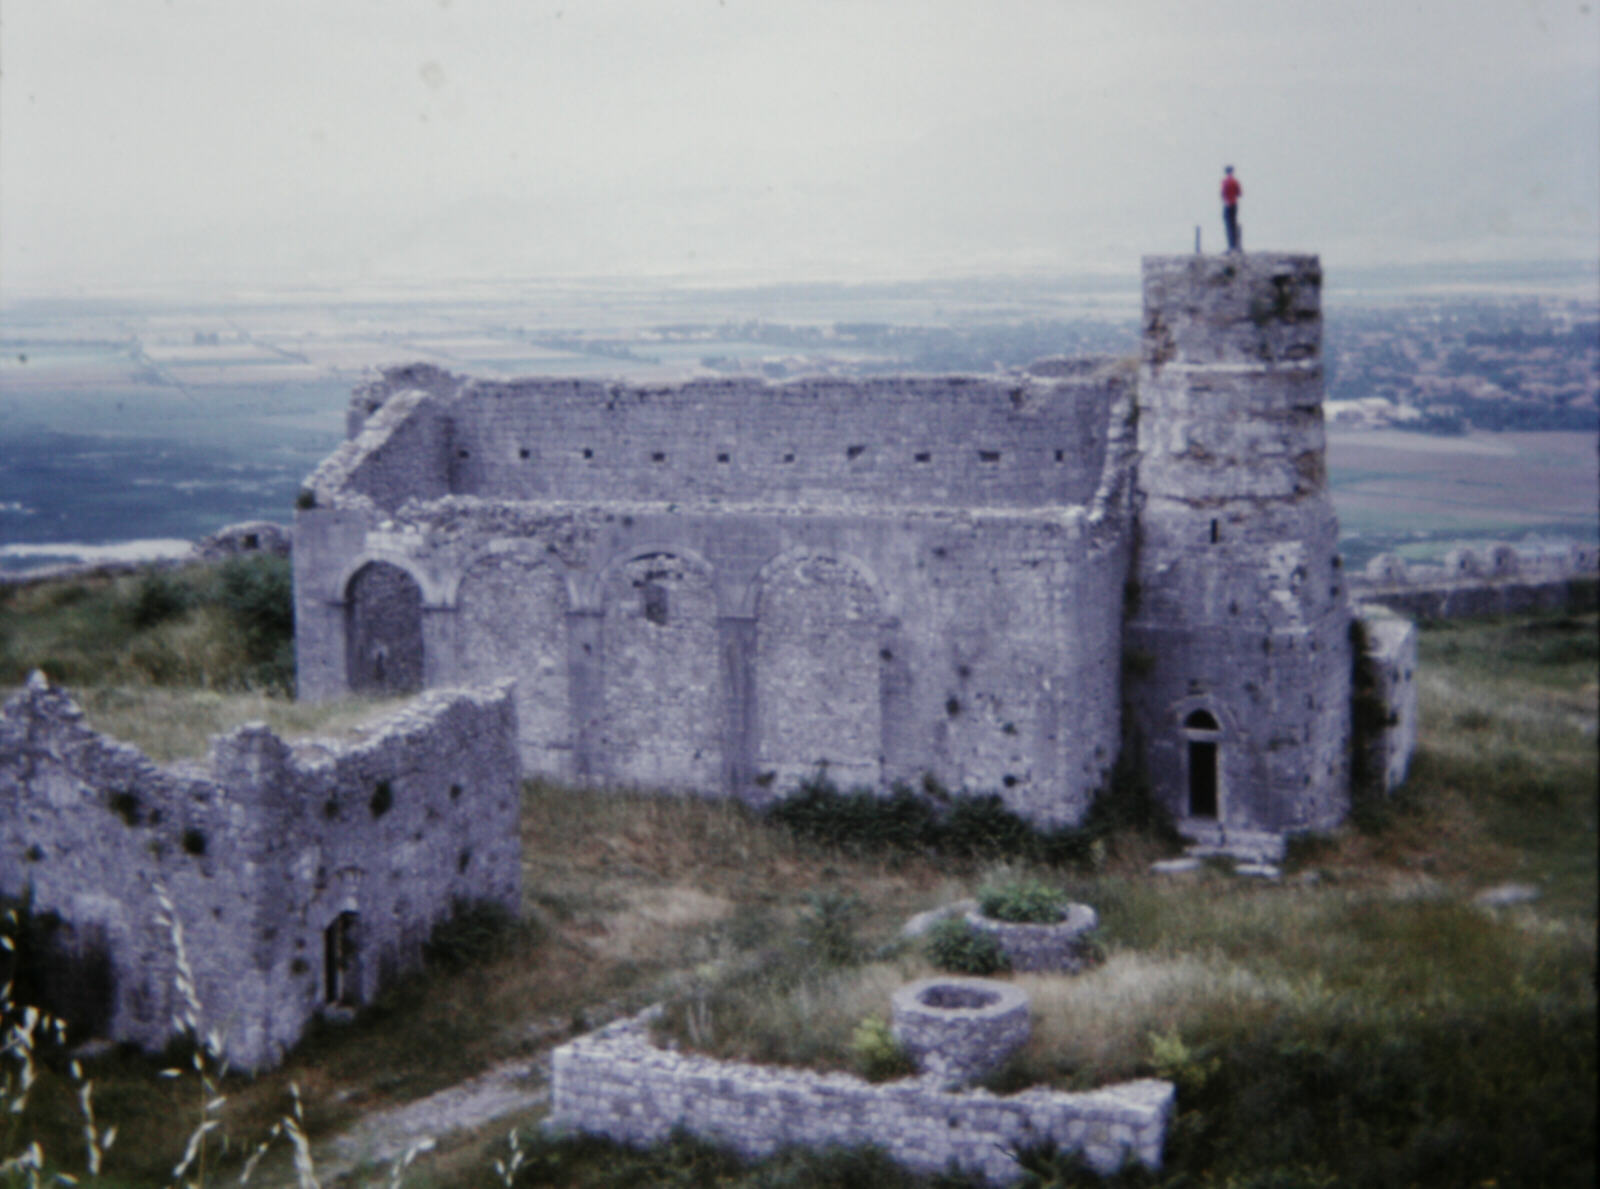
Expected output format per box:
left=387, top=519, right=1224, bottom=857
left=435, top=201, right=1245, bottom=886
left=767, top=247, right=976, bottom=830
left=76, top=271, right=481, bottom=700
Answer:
left=1221, top=175, right=1242, bottom=205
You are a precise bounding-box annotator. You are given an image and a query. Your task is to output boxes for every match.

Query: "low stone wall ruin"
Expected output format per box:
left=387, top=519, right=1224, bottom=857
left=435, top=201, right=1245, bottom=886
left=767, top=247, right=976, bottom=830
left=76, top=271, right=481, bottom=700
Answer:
left=1, top=675, right=521, bottom=1070
left=548, top=1007, right=1175, bottom=1184
left=1351, top=543, right=1597, bottom=621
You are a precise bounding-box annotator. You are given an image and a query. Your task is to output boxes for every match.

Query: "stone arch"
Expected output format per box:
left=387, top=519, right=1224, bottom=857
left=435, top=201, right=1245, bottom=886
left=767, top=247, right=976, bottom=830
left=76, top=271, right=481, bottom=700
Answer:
left=332, top=552, right=443, bottom=608
left=345, top=561, right=424, bottom=694
left=599, top=550, right=722, bottom=791
left=744, top=546, right=893, bottom=620
left=457, top=549, right=571, bottom=777
left=753, top=551, right=885, bottom=793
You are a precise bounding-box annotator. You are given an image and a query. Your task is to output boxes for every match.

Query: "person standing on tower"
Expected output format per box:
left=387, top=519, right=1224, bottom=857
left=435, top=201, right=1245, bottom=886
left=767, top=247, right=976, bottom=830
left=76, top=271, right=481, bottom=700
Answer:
left=1221, top=166, right=1242, bottom=252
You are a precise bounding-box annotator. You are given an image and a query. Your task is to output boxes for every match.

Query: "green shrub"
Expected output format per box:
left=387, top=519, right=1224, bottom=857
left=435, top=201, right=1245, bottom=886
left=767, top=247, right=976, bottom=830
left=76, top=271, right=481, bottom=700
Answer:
left=768, top=777, right=938, bottom=856
left=422, top=898, right=532, bottom=974
left=848, top=1014, right=914, bottom=1082
left=218, top=555, right=295, bottom=689
left=798, top=890, right=863, bottom=968
left=924, top=916, right=1007, bottom=976
left=767, top=774, right=1164, bottom=869
left=978, top=878, right=1066, bottom=923
left=126, top=570, right=192, bottom=629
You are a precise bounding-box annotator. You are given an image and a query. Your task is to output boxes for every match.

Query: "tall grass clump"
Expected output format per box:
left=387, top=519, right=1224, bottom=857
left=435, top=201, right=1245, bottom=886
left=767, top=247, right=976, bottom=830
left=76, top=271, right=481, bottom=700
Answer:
left=0, top=557, right=295, bottom=693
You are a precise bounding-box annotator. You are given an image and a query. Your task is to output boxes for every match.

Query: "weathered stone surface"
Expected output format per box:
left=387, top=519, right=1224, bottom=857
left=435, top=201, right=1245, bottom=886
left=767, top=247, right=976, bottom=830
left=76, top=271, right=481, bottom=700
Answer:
left=1149, top=857, right=1203, bottom=875
left=295, top=366, right=1138, bottom=825
left=963, top=904, right=1099, bottom=972
left=548, top=1007, right=1176, bottom=1185
left=1125, top=254, right=1355, bottom=843
left=1474, top=882, right=1541, bottom=908
left=890, top=977, right=1031, bottom=1087
left=0, top=675, right=521, bottom=1070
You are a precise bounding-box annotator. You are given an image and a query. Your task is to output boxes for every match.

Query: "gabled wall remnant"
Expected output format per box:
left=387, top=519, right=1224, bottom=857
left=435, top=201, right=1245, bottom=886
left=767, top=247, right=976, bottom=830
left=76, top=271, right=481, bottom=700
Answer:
left=0, top=674, right=520, bottom=1070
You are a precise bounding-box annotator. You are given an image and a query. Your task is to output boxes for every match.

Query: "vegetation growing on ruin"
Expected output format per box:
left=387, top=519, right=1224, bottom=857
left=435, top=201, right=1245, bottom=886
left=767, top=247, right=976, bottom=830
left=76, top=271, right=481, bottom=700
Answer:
left=2, top=598, right=1595, bottom=1188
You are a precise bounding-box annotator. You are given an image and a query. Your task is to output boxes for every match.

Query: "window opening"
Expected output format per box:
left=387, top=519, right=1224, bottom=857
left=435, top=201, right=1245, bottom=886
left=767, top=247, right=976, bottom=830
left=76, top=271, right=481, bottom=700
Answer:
left=642, top=580, right=669, bottom=625
left=324, top=912, right=360, bottom=1006
left=1188, top=741, right=1218, bottom=818
left=1183, top=709, right=1222, bottom=818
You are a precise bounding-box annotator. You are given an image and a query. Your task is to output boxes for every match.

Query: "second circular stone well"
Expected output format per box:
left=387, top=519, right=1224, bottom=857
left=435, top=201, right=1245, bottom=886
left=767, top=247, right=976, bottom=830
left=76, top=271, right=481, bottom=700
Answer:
left=890, top=976, right=1030, bottom=1087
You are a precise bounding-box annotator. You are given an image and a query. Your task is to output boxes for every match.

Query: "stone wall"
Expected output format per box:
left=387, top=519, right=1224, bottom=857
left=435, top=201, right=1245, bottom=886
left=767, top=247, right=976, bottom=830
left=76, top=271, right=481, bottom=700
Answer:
left=548, top=1008, right=1175, bottom=1185
left=0, top=675, right=520, bottom=1070
left=1350, top=543, right=1598, bottom=620
left=295, top=366, right=1137, bottom=826
left=319, top=371, right=1120, bottom=515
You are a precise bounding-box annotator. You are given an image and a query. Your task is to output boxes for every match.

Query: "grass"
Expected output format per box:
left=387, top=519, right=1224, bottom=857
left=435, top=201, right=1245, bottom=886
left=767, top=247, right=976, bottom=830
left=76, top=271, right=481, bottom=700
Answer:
left=3, top=602, right=1596, bottom=1187
left=0, top=557, right=294, bottom=694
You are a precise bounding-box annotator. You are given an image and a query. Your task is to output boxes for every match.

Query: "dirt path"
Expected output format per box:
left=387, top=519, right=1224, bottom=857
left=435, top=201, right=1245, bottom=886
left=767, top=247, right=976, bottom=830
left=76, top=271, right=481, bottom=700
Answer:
left=254, top=1057, right=550, bottom=1187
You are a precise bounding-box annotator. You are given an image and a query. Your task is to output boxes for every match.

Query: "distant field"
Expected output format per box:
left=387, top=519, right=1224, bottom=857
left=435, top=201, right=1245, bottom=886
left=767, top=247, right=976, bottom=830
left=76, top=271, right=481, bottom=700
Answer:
left=1327, top=428, right=1599, bottom=566
left=2, top=283, right=1596, bottom=571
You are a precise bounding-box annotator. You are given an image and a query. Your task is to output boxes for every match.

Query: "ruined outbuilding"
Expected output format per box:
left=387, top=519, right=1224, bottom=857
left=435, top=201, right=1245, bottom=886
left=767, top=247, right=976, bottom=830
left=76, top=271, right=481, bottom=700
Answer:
left=0, top=676, right=520, bottom=1070
left=293, top=253, right=1414, bottom=843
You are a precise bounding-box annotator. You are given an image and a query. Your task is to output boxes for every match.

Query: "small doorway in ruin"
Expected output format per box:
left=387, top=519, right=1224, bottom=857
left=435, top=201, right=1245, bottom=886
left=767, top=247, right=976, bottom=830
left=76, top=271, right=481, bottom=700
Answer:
left=1183, top=709, right=1221, bottom=819
left=323, top=911, right=361, bottom=1007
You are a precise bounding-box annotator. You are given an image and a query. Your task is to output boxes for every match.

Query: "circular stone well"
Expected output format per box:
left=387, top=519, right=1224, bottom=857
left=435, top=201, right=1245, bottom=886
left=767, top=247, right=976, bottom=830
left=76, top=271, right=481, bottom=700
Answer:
left=964, top=902, right=1099, bottom=972
left=890, top=976, right=1029, bottom=1087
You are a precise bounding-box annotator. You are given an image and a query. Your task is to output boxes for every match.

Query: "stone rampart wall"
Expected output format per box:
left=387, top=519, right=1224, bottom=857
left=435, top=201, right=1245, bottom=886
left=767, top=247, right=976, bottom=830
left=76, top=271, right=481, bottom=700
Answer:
left=444, top=372, right=1120, bottom=512
left=1351, top=544, right=1597, bottom=620
left=294, top=367, right=1137, bottom=826
left=0, top=676, right=520, bottom=1069
left=295, top=500, right=1130, bottom=824
left=323, top=368, right=1127, bottom=516
left=548, top=1009, right=1175, bottom=1185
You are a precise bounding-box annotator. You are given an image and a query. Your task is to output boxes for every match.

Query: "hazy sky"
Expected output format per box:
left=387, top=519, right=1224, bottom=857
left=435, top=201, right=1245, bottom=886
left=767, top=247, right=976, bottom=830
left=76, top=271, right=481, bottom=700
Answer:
left=2, top=0, right=1596, bottom=294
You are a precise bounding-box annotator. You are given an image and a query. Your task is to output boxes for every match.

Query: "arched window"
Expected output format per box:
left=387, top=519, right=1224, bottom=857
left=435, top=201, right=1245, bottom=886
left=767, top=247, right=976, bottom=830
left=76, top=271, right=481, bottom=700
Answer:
left=1182, top=709, right=1222, bottom=819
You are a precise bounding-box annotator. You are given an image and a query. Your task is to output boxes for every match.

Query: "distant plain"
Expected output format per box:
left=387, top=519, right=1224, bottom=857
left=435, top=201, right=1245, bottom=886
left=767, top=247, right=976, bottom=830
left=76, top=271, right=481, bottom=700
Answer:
left=2, top=269, right=1595, bottom=572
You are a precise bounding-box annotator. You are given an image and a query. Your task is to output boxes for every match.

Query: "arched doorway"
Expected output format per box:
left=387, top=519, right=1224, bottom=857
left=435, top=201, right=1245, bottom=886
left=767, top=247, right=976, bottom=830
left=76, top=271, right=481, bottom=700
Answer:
left=1183, top=709, right=1221, bottom=819
left=323, top=911, right=361, bottom=1007
left=345, top=562, right=424, bottom=694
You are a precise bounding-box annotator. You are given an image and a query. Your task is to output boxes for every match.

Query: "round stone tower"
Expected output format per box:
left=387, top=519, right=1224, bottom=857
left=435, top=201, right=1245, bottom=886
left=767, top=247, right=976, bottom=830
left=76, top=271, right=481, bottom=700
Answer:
left=1124, top=253, right=1351, bottom=840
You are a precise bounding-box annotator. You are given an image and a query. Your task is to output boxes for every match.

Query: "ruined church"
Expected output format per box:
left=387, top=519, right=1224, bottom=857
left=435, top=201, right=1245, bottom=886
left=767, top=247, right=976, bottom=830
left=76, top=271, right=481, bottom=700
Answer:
left=295, top=253, right=1413, bottom=843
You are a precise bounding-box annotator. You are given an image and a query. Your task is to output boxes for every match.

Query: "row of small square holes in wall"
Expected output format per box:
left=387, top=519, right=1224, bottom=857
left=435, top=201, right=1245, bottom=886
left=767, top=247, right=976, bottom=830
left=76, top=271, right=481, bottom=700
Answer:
left=482, top=446, right=1076, bottom=464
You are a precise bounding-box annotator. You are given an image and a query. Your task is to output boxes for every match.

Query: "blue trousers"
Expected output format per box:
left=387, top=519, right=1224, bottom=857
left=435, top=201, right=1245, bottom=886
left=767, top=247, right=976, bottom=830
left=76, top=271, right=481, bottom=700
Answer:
left=1223, top=205, right=1240, bottom=252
